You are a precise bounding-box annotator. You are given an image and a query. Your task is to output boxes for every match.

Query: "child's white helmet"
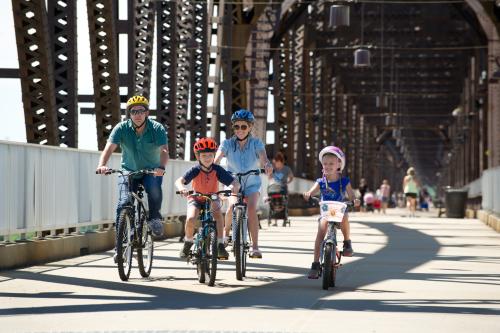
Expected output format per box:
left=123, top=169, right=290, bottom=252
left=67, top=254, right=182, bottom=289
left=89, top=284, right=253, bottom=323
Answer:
left=319, top=146, right=346, bottom=171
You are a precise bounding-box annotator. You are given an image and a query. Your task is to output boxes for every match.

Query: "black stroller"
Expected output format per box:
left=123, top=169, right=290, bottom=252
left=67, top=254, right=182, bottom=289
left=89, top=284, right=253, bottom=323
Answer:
left=266, top=183, right=291, bottom=227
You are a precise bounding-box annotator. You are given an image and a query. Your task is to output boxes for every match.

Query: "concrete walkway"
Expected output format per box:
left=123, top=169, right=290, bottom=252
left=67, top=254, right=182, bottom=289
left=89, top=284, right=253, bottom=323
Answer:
left=1, top=208, right=499, bottom=332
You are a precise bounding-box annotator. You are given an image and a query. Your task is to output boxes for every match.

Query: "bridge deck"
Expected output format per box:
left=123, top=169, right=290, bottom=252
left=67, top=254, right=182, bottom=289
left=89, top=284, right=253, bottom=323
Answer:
left=1, top=208, right=499, bottom=332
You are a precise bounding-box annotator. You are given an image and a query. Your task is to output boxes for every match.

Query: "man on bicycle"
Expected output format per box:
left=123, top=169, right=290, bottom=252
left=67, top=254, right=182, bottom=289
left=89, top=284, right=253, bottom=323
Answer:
left=96, top=95, right=168, bottom=261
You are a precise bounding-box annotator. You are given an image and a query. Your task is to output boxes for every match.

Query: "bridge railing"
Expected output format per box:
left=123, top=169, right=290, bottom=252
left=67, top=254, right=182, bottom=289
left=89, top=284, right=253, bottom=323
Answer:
left=480, top=166, right=500, bottom=214
left=0, top=141, right=313, bottom=241
left=465, top=166, right=500, bottom=215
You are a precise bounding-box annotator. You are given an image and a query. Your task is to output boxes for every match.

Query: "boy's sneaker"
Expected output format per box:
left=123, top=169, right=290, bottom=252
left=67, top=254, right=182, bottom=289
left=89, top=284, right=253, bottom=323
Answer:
left=343, top=240, right=354, bottom=257
left=179, top=241, right=193, bottom=258
left=308, top=262, right=320, bottom=279
left=217, top=243, right=229, bottom=260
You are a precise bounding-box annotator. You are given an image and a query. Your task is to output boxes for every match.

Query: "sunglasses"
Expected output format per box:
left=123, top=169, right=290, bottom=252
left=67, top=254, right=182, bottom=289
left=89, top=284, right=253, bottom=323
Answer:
left=232, top=124, right=248, bottom=131
left=130, top=109, right=147, bottom=115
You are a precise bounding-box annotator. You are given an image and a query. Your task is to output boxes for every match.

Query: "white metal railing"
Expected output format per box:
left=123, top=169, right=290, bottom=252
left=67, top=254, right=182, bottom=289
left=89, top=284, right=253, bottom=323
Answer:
left=481, top=166, right=500, bottom=214
left=465, top=166, right=500, bottom=215
left=0, top=141, right=314, bottom=240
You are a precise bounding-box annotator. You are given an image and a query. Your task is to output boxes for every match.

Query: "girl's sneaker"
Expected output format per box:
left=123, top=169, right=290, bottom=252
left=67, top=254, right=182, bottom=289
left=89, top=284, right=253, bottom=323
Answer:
left=308, top=262, right=320, bottom=279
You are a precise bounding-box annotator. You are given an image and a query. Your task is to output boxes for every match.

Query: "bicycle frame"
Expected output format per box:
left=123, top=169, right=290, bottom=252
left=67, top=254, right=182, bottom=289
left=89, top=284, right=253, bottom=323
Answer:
left=230, top=169, right=264, bottom=280
left=98, top=168, right=156, bottom=281
left=320, top=221, right=342, bottom=270
left=313, top=198, right=353, bottom=289
left=192, top=198, right=217, bottom=264
left=176, top=190, right=231, bottom=286
left=117, top=170, right=154, bottom=246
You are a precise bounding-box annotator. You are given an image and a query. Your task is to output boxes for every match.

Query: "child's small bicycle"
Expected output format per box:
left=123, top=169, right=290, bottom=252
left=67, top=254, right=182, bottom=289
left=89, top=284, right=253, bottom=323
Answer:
left=176, top=189, right=232, bottom=286
left=313, top=197, right=354, bottom=289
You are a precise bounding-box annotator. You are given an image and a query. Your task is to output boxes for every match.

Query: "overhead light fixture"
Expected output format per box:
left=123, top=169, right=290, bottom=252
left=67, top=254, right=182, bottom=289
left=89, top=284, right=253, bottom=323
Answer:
left=354, top=47, right=371, bottom=67
left=329, top=1, right=350, bottom=28
left=353, top=3, right=370, bottom=68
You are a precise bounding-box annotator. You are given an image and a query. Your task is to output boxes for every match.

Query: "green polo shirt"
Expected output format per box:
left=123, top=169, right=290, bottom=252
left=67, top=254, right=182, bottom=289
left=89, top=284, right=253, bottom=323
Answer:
left=109, top=118, right=168, bottom=171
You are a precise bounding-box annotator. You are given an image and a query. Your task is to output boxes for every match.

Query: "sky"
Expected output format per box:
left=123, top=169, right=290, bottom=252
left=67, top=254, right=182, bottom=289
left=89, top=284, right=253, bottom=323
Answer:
left=0, top=1, right=275, bottom=154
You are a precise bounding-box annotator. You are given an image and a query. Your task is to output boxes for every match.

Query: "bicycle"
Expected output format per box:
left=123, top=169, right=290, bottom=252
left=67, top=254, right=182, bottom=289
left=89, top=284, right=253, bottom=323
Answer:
left=97, top=169, right=155, bottom=281
left=175, top=189, right=232, bottom=286
left=230, top=168, right=265, bottom=281
left=312, top=197, right=353, bottom=289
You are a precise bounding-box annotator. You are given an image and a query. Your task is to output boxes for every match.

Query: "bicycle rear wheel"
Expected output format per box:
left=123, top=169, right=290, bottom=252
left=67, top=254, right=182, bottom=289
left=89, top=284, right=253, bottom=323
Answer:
left=137, top=217, right=154, bottom=278
left=322, top=244, right=333, bottom=290
left=117, top=209, right=133, bottom=281
left=206, top=228, right=217, bottom=286
left=233, top=207, right=245, bottom=281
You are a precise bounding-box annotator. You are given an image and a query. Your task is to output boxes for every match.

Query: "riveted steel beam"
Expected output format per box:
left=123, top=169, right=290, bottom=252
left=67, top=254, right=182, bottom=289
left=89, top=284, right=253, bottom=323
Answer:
left=48, top=0, right=78, bottom=148
left=189, top=0, right=209, bottom=159
left=131, top=0, right=155, bottom=99
left=156, top=1, right=178, bottom=158
left=247, top=5, right=279, bottom=141
left=172, top=0, right=193, bottom=160
left=12, top=0, right=58, bottom=145
left=87, top=0, right=121, bottom=151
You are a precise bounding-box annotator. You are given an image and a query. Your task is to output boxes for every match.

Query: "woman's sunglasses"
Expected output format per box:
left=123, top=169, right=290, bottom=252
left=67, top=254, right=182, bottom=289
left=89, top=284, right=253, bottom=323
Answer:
left=233, top=124, right=248, bottom=131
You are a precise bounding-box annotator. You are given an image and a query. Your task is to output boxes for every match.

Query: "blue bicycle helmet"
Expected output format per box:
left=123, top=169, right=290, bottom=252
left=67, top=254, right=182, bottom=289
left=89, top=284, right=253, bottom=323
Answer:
left=231, top=109, right=255, bottom=123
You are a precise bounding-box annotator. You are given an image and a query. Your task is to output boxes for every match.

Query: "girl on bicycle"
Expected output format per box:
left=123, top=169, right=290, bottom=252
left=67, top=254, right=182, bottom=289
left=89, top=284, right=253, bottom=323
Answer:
left=175, top=138, right=240, bottom=260
left=303, top=146, right=360, bottom=279
left=215, top=109, right=273, bottom=259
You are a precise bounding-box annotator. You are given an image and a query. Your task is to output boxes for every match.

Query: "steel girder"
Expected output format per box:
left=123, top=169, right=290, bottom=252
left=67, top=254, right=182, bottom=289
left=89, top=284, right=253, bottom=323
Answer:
left=48, top=0, right=78, bottom=148
left=131, top=0, right=155, bottom=99
left=12, top=0, right=58, bottom=145
left=172, top=0, right=193, bottom=160
left=247, top=5, right=279, bottom=141
left=273, top=31, right=294, bottom=168
left=188, top=0, right=209, bottom=159
left=156, top=1, right=178, bottom=158
left=87, top=0, right=121, bottom=151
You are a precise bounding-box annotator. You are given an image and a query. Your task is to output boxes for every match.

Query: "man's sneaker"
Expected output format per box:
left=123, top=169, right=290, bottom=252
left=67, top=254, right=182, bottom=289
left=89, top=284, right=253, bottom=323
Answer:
left=113, top=252, right=118, bottom=264
left=179, top=241, right=193, bottom=259
left=343, top=240, right=354, bottom=257
left=147, top=218, right=164, bottom=237
left=217, top=243, right=229, bottom=260
left=308, top=261, right=320, bottom=279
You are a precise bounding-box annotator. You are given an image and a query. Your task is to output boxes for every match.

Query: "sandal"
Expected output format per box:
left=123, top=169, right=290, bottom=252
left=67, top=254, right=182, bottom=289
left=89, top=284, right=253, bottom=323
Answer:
left=249, top=249, right=262, bottom=259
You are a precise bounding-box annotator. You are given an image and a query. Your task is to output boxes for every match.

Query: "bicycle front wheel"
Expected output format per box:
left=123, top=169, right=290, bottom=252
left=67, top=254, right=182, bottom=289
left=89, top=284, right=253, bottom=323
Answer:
left=117, top=209, right=133, bottom=281
left=329, top=249, right=339, bottom=287
left=137, top=218, right=154, bottom=278
left=322, top=243, right=333, bottom=290
left=206, top=228, right=218, bottom=286
left=197, top=238, right=206, bottom=284
left=233, top=207, right=246, bottom=281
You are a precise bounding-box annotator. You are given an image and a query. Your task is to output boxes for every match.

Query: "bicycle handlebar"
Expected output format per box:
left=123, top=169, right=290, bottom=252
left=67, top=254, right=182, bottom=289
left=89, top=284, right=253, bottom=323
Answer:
left=175, top=190, right=233, bottom=200
left=310, top=196, right=355, bottom=208
left=95, top=168, right=155, bottom=176
left=232, top=168, right=265, bottom=177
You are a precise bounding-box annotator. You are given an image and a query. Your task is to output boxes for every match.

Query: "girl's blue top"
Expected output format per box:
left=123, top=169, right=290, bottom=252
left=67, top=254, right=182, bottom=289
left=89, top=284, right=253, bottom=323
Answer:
left=317, top=176, right=350, bottom=201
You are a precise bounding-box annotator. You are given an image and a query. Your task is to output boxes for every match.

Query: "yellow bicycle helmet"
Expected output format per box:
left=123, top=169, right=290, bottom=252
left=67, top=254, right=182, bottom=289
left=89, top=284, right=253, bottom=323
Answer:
left=126, top=95, right=149, bottom=111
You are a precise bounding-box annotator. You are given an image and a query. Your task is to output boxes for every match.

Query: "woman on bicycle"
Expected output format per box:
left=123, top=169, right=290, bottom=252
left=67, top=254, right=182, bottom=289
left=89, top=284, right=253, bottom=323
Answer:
left=303, top=146, right=360, bottom=279
left=214, top=109, right=273, bottom=259
left=175, top=138, right=239, bottom=260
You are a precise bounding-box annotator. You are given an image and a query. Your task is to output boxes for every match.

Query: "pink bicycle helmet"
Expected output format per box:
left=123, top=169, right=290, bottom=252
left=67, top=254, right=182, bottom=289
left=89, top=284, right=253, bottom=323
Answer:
left=318, top=146, right=346, bottom=171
